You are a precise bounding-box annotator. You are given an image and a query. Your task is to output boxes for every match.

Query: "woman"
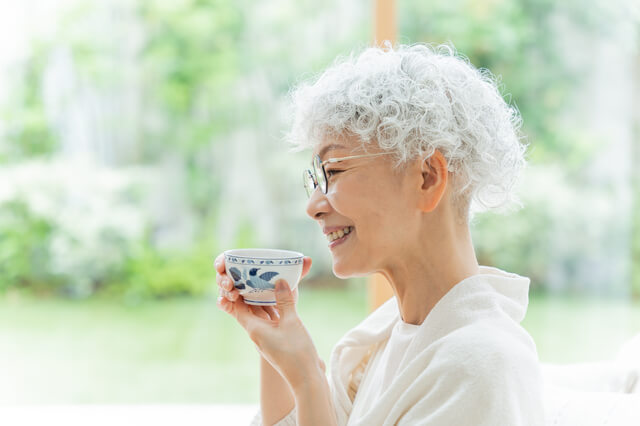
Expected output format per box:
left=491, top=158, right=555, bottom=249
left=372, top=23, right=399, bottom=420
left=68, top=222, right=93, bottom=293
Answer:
left=215, top=43, right=544, bottom=425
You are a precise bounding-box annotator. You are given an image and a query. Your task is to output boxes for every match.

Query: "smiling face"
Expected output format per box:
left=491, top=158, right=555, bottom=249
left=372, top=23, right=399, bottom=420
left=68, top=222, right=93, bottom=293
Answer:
left=305, top=136, right=425, bottom=278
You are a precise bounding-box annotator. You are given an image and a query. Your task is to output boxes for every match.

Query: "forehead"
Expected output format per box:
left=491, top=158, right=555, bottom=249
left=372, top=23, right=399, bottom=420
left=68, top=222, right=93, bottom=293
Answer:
left=315, top=134, right=366, bottom=160
left=316, top=143, right=349, bottom=161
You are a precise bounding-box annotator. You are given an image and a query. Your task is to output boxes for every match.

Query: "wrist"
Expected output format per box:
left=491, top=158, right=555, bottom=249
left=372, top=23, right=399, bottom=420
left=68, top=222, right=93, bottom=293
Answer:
left=293, top=375, right=326, bottom=403
left=291, top=364, right=337, bottom=426
left=289, top=355, right=326, bottom=394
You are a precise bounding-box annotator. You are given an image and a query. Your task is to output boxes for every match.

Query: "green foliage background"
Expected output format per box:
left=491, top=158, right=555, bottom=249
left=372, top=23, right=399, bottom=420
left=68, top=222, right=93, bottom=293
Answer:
left=0, top=0, right=638, bottom=299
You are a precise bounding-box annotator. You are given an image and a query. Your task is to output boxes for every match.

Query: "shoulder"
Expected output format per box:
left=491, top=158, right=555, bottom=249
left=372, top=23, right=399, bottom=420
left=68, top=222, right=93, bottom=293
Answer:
left=432, top=319, right=541, bottom=385
left=399, top=321, right=545, bottom=425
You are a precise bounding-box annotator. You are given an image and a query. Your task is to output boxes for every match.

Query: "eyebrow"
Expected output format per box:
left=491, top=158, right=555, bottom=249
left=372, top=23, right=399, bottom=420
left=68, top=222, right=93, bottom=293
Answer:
left=318, top=143, right=347, bottom=161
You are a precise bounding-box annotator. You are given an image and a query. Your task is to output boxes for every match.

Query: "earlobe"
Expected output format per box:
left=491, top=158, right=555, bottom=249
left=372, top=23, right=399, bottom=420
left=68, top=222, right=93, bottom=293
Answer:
left=419, top=150, right=448, bottom=213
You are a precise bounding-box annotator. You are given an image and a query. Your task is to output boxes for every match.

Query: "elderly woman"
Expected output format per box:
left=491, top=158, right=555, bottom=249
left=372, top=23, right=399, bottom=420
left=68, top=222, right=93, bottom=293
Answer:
left=215, top=44, right=544, bottom=425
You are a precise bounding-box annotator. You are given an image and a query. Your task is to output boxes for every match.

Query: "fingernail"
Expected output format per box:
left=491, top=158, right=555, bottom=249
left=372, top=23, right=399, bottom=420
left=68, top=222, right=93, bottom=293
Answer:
left=222, top=278, right=230, bottom=288
left=276, top=280, right=286, bottom=292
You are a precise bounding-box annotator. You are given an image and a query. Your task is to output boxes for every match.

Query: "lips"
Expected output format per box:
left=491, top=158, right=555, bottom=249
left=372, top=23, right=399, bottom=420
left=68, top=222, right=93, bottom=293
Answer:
left=328, top=227, right=354, bottom=249
left=323, top=225, right=354, bottom=235
left=325, top=226, right=354, bottom=242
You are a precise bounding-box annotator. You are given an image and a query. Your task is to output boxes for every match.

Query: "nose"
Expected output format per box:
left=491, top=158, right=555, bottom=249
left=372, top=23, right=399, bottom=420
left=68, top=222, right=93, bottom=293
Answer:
left=305, top=187, right=331, bottom=220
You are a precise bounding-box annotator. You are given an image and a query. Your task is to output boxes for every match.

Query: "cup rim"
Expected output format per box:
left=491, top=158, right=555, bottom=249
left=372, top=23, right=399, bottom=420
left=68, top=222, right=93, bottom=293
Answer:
left=224, top=248, right=304, bottom=260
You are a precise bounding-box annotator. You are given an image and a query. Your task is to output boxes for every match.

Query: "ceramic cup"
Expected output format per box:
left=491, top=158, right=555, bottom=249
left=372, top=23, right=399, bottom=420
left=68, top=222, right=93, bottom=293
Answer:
left=223, top=248, right=304, bottom=306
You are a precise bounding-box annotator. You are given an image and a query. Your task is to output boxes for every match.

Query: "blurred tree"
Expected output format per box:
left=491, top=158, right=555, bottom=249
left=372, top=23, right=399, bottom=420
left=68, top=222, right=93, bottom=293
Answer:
left=0, top=200, right=56, bottom=293
left=0, top=43, right=57, bottom=162
left=0, top=0, right=370, bottom=298
left=2, top=0, right=635, bottom=297
left=400, top=0, right=603, bottom=167
left=632, top=47, right=640, bottom=301
left=137, top=0, right=245, bottom=218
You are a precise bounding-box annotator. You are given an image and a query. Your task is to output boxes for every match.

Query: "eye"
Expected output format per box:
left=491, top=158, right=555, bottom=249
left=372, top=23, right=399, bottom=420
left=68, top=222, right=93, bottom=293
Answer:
left=325, top=169, right=343, bottom=178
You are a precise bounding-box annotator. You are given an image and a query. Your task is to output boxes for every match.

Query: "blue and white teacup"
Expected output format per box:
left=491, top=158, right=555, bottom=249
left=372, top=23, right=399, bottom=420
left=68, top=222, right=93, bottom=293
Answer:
left=223, top=248, right=304, bottom=306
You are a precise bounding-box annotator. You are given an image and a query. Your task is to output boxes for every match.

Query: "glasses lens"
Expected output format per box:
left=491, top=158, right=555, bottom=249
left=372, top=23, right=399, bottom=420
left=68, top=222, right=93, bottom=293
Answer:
left=303, top=169, right=316, bottom=198
left=313, top=155, right=327, bottom=194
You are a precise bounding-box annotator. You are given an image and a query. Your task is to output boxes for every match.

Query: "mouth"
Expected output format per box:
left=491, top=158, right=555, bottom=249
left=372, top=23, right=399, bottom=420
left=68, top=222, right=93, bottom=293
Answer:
left=326, top=226, right=354, bottom=248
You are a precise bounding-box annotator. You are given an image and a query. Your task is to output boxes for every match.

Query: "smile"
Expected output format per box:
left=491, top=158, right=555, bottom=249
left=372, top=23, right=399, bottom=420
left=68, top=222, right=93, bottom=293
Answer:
left=327, top=226, right=354, bottom=248
left=326, top=226, right=354, bottom=242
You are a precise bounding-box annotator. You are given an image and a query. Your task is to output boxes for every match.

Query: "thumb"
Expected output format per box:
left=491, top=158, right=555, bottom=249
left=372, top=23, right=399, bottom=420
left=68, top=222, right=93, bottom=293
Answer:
left=275, top=279, right=296, bottom=317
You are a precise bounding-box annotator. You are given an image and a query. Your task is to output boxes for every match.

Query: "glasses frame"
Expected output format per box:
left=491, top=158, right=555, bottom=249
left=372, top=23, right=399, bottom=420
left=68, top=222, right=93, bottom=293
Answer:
left=303, top=152, right=392, bottom=198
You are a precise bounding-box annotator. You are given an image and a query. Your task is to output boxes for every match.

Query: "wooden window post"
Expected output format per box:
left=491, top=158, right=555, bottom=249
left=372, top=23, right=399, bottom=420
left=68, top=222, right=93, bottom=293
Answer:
left=368, top=0, right=396, bottom=312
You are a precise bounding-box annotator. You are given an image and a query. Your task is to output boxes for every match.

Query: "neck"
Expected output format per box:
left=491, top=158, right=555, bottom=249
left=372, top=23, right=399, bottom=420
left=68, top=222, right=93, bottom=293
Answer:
left=379, top=217, right=480, bottom=325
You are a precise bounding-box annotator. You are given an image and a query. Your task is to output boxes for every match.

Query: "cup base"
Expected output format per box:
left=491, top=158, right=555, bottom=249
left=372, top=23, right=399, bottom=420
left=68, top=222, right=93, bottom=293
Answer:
left=243, top=298, right=277, bottom=306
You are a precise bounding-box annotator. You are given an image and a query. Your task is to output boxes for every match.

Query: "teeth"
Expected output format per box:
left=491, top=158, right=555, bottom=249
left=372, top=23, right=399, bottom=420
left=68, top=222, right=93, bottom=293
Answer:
left=327, top=226, right=353, bottom=242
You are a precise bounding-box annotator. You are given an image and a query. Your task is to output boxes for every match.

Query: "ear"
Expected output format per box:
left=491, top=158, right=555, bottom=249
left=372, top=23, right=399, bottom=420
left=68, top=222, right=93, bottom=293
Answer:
left=418, top=149, right=448, bottom=213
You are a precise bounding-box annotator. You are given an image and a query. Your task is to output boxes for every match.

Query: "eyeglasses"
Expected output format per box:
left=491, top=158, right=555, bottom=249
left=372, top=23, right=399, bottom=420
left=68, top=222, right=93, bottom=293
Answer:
left=303, top=152, right=392, bottom=198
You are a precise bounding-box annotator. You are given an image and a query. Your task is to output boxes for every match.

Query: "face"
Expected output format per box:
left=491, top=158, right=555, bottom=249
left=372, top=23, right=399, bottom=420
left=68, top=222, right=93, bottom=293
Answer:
left=305, top=136, right=422, bottom=278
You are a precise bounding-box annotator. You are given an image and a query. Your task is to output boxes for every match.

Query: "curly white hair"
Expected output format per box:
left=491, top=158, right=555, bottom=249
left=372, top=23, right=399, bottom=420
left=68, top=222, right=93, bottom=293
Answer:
left=286, top=43, right=527, bottom=221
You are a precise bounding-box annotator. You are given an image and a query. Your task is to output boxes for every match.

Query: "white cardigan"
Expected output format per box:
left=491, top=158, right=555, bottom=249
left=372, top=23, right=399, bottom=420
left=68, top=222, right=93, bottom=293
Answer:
left=251, top=266, right=544, bottom=425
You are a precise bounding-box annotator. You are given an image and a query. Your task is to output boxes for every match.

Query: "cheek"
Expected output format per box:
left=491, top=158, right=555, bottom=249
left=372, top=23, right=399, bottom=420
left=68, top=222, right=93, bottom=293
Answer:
left=329, top=172, right=407, bottom=230
left=364, top=188, right=414, bottom=241
left=343, top=195, right=400, bottom=241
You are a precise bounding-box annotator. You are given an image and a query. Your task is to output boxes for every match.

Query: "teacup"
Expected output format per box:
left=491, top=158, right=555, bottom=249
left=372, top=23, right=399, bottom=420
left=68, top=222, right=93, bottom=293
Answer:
left=223, top=248, right=304, bottom=306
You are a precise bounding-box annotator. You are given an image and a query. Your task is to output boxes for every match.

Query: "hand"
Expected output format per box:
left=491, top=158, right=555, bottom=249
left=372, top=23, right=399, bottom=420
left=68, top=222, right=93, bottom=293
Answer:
left=215, top=254, right=322, bottom=389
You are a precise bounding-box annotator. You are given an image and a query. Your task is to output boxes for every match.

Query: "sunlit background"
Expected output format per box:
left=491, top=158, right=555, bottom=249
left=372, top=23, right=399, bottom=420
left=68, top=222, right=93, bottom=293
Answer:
left=0, top=0, right=639, bottom=414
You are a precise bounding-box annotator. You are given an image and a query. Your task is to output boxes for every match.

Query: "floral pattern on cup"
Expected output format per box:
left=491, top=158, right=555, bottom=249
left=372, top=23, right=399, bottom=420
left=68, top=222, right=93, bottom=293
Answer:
left=228, top=266, right=279, bottom=290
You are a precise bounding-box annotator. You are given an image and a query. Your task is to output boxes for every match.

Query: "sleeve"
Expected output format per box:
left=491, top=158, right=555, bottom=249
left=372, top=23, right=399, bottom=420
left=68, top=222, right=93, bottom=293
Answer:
left=249, top=407, right=297, bottom=426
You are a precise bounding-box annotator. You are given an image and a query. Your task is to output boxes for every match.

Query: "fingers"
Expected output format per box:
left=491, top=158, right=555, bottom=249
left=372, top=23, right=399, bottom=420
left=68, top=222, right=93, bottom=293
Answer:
left=217, top=292, right=244, bottom=317
left=217, top=294, right=249, bottom=324
left=215, top=272, right=228, bottom=289
left=274, top=280, right=296, bottom=318
left=263, top=305, right=280, bottom=321
left=214, top=254, right=226, bottom=274
left=217, top=292, right=279, bottom=324
left=217, top=294, right=232, bottom=313
left=214, top=253, right=240, bottom=302
left=249, top=304, right=272, bottom=321
left=229, top=295, right=277, bottom=333
left=216, top=272, right=240, bottom=302
left=301, top=256, right=312, bottom=279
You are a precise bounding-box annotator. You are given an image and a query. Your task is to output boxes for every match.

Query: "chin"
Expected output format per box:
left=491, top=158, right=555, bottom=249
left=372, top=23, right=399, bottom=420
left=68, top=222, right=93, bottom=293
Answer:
left=332, top=260, right=369, bottom=279
left=332, top=265, right=350, bottom=279
left=331, top=260, right=353, bottom=279
left=334, top=271, right=357, bottom=279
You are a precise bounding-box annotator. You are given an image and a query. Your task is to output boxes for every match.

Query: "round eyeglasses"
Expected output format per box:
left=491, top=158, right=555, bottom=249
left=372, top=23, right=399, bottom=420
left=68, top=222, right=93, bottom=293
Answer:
left=302, top=152, right=392, bottom=198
